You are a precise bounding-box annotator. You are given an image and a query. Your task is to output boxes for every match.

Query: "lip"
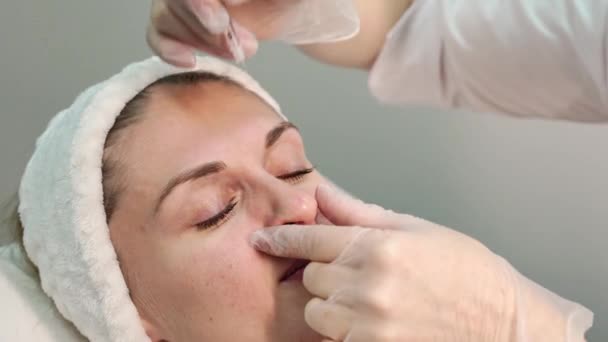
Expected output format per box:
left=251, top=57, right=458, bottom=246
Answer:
left=280, top=259, right=310, bottom=282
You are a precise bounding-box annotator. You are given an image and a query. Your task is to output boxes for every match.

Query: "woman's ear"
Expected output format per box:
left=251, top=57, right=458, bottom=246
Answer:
left=141, top=317, right=165, bottom=342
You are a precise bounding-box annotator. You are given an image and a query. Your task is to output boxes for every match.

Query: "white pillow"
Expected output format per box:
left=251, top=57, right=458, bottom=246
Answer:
left=0, top=243, right=86, bottom=341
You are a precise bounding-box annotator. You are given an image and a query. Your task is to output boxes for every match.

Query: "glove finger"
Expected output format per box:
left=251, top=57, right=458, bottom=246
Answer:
left=155, top=8, right=235, bottom=58
left=178, top=0, right=230, bottom=34
left=251, top=225, right=366, bottom=262
left=230, top=20, right=259, bottom=58
left=303, top=262, right=352, bottom=299
left=170, top=1, right=229, bottom=50
left=151, top=6, right=232, bottom=58
left=223, top=0, right=252, bottom=5
left=305, top=297, right=353, bottom=341
left=316, top=184, right=393, bottom=228
left=150, top=0, right=234, bottom=62
left=146, top=29, right=196, bottom=67
left=315, top=210, right=333, bottom=225
left=177, top=1, right=258, bottom=60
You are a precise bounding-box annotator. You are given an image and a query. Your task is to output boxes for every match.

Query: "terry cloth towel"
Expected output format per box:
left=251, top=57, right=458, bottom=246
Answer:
left=18, top=56, right=283, bottom=342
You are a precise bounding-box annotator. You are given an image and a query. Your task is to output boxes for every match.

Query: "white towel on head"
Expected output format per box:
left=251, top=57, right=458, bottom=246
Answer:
left=0, top=243, right=85, bottom=341
left=17, top=56, right=284, bottom=342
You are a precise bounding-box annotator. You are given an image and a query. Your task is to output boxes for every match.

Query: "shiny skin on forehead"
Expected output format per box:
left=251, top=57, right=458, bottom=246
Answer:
left=117, top=81, right=289, bottom=211
left=132, top=81, right=286, bottom=158
left=151, top=81, right=282, bottom=129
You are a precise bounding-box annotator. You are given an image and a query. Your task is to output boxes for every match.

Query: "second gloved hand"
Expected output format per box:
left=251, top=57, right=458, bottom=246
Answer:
left=252, top=184, right=519, bottom=341
left=147, top=0, right=358, bottom=66
left=251, top=184, right=591, bottom=341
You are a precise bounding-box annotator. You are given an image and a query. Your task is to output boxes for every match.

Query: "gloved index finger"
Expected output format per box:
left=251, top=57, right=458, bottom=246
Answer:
left=250, top=225, right=363, bottom=262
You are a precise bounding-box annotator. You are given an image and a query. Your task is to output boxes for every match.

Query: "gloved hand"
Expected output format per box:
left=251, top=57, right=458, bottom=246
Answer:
left=147, top=0, right=359, bottom=66
left=251, top=184, right=593, bottom=341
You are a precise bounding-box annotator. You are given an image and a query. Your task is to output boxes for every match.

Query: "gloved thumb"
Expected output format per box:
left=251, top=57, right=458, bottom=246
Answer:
left=316, top=183, right=395, bottom=228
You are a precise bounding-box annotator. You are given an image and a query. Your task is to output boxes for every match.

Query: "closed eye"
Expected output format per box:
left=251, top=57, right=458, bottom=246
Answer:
left=195, top=167, right=314, bottom=230
left=277, top=167, right=315, bottom=184
left=195, top=197, right=237, bottom=230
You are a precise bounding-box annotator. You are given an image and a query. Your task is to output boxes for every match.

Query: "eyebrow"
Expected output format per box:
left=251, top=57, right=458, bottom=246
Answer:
left=266, top=121, right=298, bottom=148
left=154, top=121, right=298, bottom=214
left=154, top=161, right=226, bottom=213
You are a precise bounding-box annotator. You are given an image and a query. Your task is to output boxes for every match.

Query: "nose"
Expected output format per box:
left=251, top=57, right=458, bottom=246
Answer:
left=264, top=180, right=318, bottom=227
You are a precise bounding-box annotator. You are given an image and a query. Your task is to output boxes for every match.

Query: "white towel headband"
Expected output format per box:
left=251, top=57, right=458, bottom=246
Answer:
left=18, top=56, right=283, bottom=342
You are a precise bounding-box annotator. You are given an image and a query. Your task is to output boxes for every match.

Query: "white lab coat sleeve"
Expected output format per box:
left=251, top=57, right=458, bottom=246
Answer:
left=369, top=0, right=608, bottom=122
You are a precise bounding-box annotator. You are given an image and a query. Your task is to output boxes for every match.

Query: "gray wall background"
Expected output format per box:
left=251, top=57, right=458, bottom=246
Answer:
left=1, top=1, right=606, bottom=340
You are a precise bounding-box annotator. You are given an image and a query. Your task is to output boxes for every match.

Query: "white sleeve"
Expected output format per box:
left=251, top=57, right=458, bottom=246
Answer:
left=369, top=0, right=608, bottom=122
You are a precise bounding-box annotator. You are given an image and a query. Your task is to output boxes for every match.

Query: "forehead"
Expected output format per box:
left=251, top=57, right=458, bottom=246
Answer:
left=131, top=81, right=283, bottom=145
left=115, top=81, right=286, bottom=188
left=149, top=81, right=280, bottom=123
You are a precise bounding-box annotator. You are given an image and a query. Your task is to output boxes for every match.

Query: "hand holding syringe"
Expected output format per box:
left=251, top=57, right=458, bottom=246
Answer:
left=147, top=0, right=359, bottom=67
left=225, top=17, right=245, bottom=63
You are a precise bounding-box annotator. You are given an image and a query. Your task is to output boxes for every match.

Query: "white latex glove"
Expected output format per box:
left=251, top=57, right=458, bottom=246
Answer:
left=147, top=0, right=358, bottom=66
left=148, top=0, right=259, bottom=66
left=251, top=184, right=593, bottom=342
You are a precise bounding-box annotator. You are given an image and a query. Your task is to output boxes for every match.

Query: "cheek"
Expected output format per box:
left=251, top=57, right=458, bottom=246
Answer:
left=171, top=230, right=275, bottom=315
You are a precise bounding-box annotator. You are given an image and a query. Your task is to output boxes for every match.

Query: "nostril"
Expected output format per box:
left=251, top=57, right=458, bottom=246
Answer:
left=284, top=221, right=302, bottom=225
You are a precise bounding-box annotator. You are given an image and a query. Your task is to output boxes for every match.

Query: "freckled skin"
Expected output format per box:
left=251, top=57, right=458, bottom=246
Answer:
left=109, top=82, right=325, bottom=341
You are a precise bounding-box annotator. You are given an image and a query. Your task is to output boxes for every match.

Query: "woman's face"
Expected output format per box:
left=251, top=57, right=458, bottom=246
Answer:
left=108, top=81, right=325, bottom=341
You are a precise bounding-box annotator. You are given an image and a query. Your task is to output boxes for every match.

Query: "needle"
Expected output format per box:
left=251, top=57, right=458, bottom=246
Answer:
left=225, top=18, right=245, bottom=64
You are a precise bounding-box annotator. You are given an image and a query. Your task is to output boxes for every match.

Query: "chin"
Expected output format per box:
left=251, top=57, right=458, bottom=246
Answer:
left=273, top=284, right=324, bottom=341
left=275, top=326, right=324, bottom=342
